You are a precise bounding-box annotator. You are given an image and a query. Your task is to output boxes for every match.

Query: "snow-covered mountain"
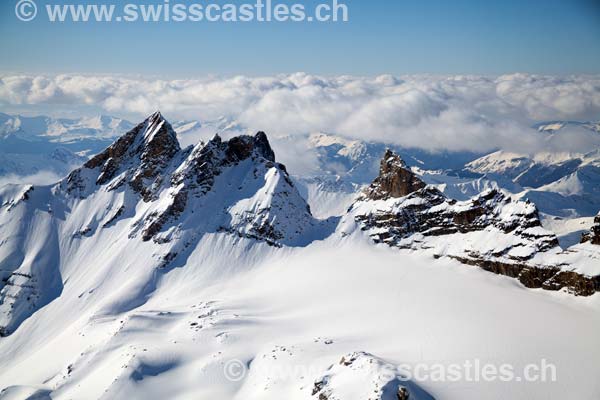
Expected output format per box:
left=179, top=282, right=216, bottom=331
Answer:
left=341, top=150, right=600, bottom=296
left=464, top=121, right=600, bottom=218
left=0, top=113, right=133, bottom=183
left=463, top=148, right=600, bottom=239
left=0, top=146, right=87, bottom=181
left=0, top=113, right=245, bottom=185
left=0, top=113, right=600, bottom=399
left=0, top=113, right=133, bottom=141
left=466, top=149, right=600, bottom=190
left=0, top=112, right=335, bottom=336
left=292, top=132, right=484, bottom=218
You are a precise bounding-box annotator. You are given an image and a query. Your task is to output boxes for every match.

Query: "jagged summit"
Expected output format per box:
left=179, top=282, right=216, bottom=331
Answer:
left=86, top=110, right=180, bottom=171
left=54, top=112, right=338, bottom=251
left=212, top=131, right=275, bottom=163
left=138, top=127, right=323, bottom=246
left=0, top=113, right=336, bottom=335
left=65, top=111, right=181, bottom=200
left=58, top=112, right=324, bottom=245
left=347, top=151, right=599, bottom=296
left=171, top=130, right=279, bottom=192
left=363, top=149, right=426, bottom=200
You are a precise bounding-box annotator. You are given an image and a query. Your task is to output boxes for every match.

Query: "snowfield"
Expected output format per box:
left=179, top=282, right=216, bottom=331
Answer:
left=0, top=235, right=599, bottom=400
left=0, top=113, right=599, bottom=400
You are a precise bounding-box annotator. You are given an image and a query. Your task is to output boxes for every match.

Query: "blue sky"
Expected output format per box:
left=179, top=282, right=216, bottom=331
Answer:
left=0, top=0, right=599, bottom=76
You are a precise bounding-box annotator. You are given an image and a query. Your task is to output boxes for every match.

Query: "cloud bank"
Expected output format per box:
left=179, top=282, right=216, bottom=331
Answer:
left=0, top=171, right=64, bottom=188
left=1, top=73, right=599, bottom=153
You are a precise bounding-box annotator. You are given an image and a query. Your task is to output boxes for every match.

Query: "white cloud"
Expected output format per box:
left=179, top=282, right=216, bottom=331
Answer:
left=1, top=73, right=600, bottom=154
left=0, top=171, right=64, bottom=188
left=495, top=73, right=600, bottom=121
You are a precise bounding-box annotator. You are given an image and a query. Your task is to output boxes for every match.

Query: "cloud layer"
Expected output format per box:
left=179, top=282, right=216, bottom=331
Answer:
left=1, top=73, right=599, bottom=153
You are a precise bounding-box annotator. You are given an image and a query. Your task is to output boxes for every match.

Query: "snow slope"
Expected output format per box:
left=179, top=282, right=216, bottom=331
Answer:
left=0, top=236, right=599, bottom=400
left=0, top=112, right=333, bottom=336
left=0, top=113, right=599, bottom=399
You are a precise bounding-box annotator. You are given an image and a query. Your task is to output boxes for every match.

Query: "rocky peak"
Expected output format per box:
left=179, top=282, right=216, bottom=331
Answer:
left=223, top=131, right=276, bottom=163
left=131, top=129, right=325, bottom=247
left=253, top=131, right=276, bottom=162
left=582, top=213, right=600, bottom=245
left=84, top=111, right=180, bottom=172
left=65, top=111, right=181, bottom=199
left=347, top=151, right=600, bottom=296
left=138, top=111, right=180, bottom=161
left=173, top=131, right=278, bottom=190
left=363, top=149, right=426, bottom=200
left=141, top=131, right=284, bottom=241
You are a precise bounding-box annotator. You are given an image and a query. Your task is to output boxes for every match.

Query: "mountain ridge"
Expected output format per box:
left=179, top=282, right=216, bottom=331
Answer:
left=344, top=150, right=600, bottom=296
left=1, top=112, right=599, bottom=339
left=0, top=112, right=331, bottom=336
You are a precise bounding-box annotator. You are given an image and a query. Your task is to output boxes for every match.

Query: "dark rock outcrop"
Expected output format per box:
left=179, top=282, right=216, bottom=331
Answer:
left=171, top=131, right=278, bottom=192
left=398, top=387, right=410, bottom=400
left=450, top=256, right=600, bottom=297
left=66, top=111, right=180, bottom=201
left=352, top=150, right=598, bottom=296
left=4, top=185, right=34, bottom=212
left=581, top=213, right=600, bottom=245
left=364, top=149, right=426, bottom=200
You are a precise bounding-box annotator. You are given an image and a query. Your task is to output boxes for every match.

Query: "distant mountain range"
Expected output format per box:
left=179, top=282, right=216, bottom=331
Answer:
left=1, top=111, right=599, bottom=243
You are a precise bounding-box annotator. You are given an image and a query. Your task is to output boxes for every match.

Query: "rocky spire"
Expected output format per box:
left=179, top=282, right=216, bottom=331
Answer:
left=253, top=131, right=276, bottom=162
left=66, top=111, right=181, bottom=199
left=138, top=111, right=180, bottom=161
left=84, top=111, right=180, bottom=178
left=363, top=149, right=426, bottom=200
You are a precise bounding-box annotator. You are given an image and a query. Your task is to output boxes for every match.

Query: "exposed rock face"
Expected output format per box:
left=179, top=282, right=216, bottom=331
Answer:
left=3, top=185, right=34, bottom=212
left=364, top=150, right=426, bottom=200
left=59, top=112, right=325, bottom=248
left=66, top=111, right=181, bottom=201
left=449, top=257, right=599, bottom=297
left=0, top=272, right=37, bottom=337
left=397, top=387, right=410, bottom=400
left=351, top=150, right=599, bottom=296
left=140, top=130, right=315, bottom=245
left=0, top=113, right=333, bottom=336
left=581, top=213, right=600, bottom=245
left=355, top=157, right=558, bottom=256
left=171, top=131, right=277, bottom=193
